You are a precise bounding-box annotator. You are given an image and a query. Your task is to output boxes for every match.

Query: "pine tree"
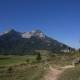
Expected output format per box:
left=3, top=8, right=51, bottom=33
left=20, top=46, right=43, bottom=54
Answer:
left=36, top=52, right=41, bottom=62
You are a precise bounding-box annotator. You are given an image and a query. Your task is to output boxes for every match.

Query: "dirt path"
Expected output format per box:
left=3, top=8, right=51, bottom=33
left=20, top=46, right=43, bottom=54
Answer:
left=42, top=65, right=74, bottom=80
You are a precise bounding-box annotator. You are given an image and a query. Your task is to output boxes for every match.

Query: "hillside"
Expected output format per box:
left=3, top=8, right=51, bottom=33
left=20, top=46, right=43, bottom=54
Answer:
left=0, top=29, right=73, bottom=55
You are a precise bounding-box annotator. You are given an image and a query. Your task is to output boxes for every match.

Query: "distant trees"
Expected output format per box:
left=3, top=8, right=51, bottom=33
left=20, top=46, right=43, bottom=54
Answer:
left=79, top=48, right=80, bottom=53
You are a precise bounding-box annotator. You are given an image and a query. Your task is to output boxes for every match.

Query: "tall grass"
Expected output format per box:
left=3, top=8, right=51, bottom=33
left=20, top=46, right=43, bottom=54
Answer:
left=58, top=65, right=80, bottom=80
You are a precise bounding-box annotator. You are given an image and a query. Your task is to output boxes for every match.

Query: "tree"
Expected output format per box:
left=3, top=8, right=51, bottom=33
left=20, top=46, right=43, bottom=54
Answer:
left=36, top=52, right=42, bottom=62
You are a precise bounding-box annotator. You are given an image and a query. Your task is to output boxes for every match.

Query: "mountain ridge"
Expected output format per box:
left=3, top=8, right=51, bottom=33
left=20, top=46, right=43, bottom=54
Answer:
left=0, top=29, right=74, bottom=55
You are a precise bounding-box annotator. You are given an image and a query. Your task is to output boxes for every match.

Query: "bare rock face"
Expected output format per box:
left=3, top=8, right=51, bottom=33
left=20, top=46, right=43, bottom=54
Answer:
left=21, top=29, right=45, bottom=39
left=22, top=32, right=32, bottom=38
left=31, top=30, right=45, bottom=38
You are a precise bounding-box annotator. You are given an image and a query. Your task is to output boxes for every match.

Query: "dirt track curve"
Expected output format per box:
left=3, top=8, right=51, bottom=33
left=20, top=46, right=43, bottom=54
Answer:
left=43, top=65, right=74, bottom=80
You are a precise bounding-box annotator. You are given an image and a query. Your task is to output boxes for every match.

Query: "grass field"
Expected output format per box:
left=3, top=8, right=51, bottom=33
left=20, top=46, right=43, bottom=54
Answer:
left=0, top=55, right=37, bottom=66
left=0, top=55, right=46, bottom=80
left=0, top=64, right=46, bottom=80
left=0, top=52, right=79, bottom=80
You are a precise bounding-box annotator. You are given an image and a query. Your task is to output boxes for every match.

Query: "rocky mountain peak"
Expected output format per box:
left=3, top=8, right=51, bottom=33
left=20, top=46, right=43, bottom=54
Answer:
left=32, top=29, right=43, bottom=33
left=4, top=29, right=17, bottom=34
left=0, top=29, right=17, bottom=36
left=31, top=29, right=45, bottom=38
left=22, top=29, right=45, bottom=39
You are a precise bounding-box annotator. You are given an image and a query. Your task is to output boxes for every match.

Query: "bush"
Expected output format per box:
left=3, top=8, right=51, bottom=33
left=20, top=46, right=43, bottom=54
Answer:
left=7, top=66, right=13, bottom=73
left=26, top=59, right=30, bottom=63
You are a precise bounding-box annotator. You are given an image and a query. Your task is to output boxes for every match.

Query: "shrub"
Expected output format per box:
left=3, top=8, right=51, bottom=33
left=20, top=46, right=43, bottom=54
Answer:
left=26, top=59, right=30, bottom=63
left=7, top=66, right=13, bottom=73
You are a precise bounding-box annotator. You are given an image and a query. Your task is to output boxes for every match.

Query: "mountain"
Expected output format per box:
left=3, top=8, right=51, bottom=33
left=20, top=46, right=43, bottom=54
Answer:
left=0, top=29, right=73, bottom=55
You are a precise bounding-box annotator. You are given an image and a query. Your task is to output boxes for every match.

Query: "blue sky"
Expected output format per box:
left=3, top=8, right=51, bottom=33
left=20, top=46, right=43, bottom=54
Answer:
left=0, top=0, right=80, bottom=48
